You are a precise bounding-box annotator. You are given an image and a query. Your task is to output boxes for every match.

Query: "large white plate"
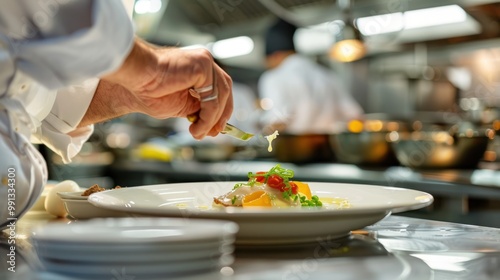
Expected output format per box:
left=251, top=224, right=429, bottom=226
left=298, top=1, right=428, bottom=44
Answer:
left=89, top=182, right=433, bottom=245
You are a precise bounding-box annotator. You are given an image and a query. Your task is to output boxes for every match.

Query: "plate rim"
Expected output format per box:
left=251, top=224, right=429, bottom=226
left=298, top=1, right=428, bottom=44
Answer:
left=88, top=181, right=434, bottom=218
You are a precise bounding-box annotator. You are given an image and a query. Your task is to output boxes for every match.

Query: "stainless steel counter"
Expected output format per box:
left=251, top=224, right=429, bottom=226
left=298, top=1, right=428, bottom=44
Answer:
left=2, top=212, right=499, bottom=279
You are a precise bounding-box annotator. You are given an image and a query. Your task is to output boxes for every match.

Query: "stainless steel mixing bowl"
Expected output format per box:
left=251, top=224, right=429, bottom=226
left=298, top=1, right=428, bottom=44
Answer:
left=330, top=132, right=400, bottom=166
left=391, top=131, right=490, bottom=169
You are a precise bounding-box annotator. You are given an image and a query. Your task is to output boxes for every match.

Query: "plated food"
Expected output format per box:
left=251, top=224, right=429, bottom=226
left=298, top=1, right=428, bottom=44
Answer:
left=88, top=181, right=433, bottom=244
left=214, top=164, right=349, bottom=209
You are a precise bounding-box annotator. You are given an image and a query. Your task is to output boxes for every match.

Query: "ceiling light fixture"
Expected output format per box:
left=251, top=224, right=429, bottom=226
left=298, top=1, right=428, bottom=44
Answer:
left=329, top=0, right=366, bottom=63
left=209, top=36, right=255, bottom=59
left=357, top=5, right=467, bottom=36
left=181, top=36, right=254, bottom=59
left=134, top=0, right=163, bottom=15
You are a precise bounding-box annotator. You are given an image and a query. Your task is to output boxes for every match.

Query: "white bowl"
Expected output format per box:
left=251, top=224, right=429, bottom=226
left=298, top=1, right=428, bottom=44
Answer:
left=61, top=198, right=129, bottom=219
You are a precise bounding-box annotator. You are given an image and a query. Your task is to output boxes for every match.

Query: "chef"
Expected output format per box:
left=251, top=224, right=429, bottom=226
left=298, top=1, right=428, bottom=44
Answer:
left=0, top=0, right=233, bottom=229
left=258, top=18, right=363, bottom=135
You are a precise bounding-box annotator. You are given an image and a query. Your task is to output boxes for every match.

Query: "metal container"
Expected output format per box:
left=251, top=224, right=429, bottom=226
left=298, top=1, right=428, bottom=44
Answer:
left=391, top=131, right=490, bottom=169
left=329, top=119, right=407, bottom=166
left=273, top=134, right=335, bottom=164
left=189, top=143, right=236, bottom=162
left=330, top=132, right=399, bottom=166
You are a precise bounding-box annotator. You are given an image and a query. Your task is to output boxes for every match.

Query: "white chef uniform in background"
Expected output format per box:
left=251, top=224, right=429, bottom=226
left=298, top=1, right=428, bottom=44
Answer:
left=259, top=18, right=364, bottom=135
left=259, top=54, right=364, bottom=134
left=0, top=0, right=134, bottom=228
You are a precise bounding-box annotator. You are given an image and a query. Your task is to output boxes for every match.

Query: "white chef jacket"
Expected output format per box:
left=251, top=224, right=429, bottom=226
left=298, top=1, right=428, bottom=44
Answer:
left=0, top=0, right=134, bottom=229
left=258, top=54, right=364, bottom=134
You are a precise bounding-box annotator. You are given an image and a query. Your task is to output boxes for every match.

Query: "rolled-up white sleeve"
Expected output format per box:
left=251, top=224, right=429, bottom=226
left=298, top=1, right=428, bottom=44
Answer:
left=31, top=79, right=99, bottom=163
left=1, top=0, right=135, bottom=163
left=2, top=0, right=134, bottom=90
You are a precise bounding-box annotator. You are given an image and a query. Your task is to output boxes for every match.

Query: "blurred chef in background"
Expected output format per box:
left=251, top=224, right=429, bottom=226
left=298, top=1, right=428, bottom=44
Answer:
left=259, top=18, right=364, bottom=135
left=0, top=0, right=233, bottom=229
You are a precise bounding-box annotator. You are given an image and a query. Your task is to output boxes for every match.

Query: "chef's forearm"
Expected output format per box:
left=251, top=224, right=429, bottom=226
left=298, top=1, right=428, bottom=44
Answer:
left=78, top=37, right=157, bottom=128
left=78, top=80, right=137, bottom=127
left=101, top=37, right=158, bottom=93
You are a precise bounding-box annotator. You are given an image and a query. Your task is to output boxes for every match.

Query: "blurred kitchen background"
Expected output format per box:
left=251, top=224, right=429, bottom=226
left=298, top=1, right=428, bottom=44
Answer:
left=40, top=0, right=500, bottom=227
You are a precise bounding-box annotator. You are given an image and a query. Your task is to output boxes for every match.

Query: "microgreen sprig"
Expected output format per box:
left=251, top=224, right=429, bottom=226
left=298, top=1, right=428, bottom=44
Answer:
left=233, top=164, right=323, bottom=207
left=247, top=164, right=295, bottom=182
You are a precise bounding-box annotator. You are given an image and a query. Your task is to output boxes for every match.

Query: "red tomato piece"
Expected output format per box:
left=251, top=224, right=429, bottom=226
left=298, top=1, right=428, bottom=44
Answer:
left=290, top=182, right=298, bottom=194
left=267, top=174, right=284, bottom=189
left=254, top=171, right=266, bottom=183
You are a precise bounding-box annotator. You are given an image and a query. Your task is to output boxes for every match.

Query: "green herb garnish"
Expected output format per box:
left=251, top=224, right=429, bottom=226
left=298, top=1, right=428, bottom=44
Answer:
left=236, top=164, right=323, bottom=207
left=300, top=195, right=322, bottom=207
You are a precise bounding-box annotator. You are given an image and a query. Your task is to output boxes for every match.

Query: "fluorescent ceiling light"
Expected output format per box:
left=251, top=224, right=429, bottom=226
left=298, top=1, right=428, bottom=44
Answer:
left=357, top=5, right=468, bottom=36
left=356, top=13, right=404, bottom=36
left=210, top=36, right=254, bottom=59
left=134, top=0, right=163, bottom=15
left=404, top=5, right=467, bottom=29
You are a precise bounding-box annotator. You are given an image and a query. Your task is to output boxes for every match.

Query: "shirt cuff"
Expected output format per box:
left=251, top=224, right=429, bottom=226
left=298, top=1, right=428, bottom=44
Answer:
left=45, top=78, right=99, bottom=134
left=34, top=123, right=94, bottom=164
left=32, top=78, right=99, bottom=163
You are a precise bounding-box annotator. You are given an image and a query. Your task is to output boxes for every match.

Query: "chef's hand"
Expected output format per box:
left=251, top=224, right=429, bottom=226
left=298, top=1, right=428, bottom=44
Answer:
left=103, top=38, right=233, bottom=139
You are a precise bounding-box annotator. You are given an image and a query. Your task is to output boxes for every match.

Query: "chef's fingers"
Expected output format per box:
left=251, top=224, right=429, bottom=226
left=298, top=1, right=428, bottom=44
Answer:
left=207, top=67, right=233, bottom=137
left=189, top=64, right=233, bottom=139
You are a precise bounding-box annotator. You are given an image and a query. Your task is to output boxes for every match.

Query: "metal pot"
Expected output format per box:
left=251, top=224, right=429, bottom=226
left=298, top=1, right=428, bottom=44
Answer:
left=330, top=132, right=399, bottom=166
left=391, top=131, right=490, bottom=169
left=329, top=119, right=408, bottom=166
left=189, top=143, right=235, bottom=162
left=273, top=134, right=335, bottom=164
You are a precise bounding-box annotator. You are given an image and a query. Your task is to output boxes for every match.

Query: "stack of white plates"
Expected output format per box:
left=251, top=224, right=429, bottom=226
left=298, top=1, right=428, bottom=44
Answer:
left=31, top=217, right=238, bottom=280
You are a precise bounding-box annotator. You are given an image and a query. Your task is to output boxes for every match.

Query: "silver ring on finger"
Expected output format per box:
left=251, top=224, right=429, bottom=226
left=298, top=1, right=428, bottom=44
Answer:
left=193, top=85, right=213, bottom=93
left=199, top=66, right=219, bottom=102
left=200, top=93, right=218, bottom=102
